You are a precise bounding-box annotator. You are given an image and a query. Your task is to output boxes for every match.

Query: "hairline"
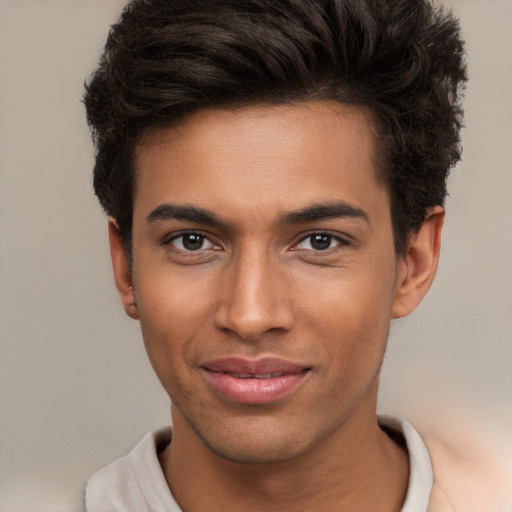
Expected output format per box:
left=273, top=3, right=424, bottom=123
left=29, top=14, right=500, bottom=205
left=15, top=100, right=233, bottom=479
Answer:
left=121, top=98, right=402, bottom=266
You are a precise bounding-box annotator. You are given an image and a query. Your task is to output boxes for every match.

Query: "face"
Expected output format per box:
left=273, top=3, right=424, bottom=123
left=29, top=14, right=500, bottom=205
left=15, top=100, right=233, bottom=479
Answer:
left=115, top=102, right=419, bottom=464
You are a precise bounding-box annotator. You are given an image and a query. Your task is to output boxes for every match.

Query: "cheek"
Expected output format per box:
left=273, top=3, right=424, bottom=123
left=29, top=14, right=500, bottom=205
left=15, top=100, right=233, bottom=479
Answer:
left=135, top=261, right=214, bottom=330
left=133, top=269, right=214, bottom=384
left=298, top=257, right=396, bottom=363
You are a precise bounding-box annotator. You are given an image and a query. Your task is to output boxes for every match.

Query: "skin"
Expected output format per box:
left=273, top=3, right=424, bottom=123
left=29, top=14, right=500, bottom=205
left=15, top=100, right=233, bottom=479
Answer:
left=109, top=101, right=444, bottom=512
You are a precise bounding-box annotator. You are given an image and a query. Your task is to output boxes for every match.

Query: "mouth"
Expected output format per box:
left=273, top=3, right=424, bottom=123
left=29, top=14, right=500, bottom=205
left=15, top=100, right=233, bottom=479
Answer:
left=215, top=371, right=293, bottom=379
left=200, top=357, right=310, bottom=405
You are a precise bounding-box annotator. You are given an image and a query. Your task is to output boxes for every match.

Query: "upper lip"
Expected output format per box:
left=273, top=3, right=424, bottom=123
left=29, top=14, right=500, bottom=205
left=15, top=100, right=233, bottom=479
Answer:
left=200, top=357, right=309, bottom=375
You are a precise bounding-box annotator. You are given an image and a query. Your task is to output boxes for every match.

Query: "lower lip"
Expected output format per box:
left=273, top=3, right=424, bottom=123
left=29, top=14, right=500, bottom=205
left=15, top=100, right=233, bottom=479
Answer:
left=202, top=370, right=308, bottom=404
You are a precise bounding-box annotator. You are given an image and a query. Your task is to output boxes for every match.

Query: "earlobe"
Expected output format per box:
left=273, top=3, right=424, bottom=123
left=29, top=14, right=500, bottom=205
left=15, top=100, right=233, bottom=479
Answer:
left=392, top=206, right=445, bottom=319
left=108, top=219, right=139, bottom=320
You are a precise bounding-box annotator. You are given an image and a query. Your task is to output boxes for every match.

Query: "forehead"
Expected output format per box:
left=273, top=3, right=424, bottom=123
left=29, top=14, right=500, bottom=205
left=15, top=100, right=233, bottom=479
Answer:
left=133, top=101, right=387, bottom=223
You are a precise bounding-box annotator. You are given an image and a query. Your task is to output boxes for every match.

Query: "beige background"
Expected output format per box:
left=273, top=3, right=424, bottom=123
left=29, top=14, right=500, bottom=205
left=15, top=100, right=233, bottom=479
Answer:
left=0, top=1, right=510, bottom=510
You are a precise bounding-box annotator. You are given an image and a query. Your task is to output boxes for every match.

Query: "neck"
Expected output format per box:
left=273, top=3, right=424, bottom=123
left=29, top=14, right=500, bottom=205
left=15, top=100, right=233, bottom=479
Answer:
left=160, top=393, right=409, bottom=512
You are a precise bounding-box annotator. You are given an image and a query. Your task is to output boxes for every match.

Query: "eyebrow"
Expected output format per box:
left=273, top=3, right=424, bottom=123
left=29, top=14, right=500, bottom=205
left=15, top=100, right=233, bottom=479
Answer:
left=147, top=204, right=227, bottom=228
left=146, top=200, right=369, bottom=228
left=279, top=201, right=369, bottom=226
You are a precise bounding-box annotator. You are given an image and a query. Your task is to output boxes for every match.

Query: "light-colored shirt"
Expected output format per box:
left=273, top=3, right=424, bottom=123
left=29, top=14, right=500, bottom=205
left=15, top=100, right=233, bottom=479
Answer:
left=85, top=414, right=436, bottom=511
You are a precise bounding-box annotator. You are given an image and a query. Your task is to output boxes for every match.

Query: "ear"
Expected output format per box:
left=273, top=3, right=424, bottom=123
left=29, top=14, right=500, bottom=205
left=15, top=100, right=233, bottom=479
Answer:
left=392, top=206, right=444, bottom=319
left=108, top=219, right=139, bottom=320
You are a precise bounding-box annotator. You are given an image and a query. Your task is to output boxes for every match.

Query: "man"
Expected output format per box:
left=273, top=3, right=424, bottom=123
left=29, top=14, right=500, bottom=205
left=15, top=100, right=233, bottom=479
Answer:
left=82, top=1, right=506, bottom=510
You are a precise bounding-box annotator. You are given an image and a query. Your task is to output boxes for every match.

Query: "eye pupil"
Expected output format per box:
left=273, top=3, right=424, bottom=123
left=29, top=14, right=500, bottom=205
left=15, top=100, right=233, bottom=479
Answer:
left=310, top=234, right=331, bottom=250
left=183, top=234, right=204, bottom=250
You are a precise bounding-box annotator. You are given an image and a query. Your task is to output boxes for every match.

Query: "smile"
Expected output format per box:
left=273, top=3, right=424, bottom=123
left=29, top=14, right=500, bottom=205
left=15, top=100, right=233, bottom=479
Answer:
left=200, top=357, right=310, bottom=404
left=222, top=372, right=287, bottom=379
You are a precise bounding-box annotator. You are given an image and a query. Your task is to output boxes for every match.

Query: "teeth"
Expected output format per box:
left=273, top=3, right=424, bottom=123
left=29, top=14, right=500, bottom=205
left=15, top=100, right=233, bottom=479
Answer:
left=229, top=372, right=285, bottom=379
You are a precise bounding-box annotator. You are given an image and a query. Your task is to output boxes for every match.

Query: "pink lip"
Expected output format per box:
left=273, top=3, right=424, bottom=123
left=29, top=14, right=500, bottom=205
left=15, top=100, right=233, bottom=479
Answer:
left=201, top=357, right=310, bottom=405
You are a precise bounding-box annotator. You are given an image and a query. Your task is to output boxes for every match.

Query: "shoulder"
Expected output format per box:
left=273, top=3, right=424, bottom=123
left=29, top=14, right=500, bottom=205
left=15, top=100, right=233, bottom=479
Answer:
left=380, top=413, right=512, bottom=512
left=85, top=451, right=147, bottom=512
left=421, top=424, right=512, bottom=512
left=85, top=427, right=174, bottom=512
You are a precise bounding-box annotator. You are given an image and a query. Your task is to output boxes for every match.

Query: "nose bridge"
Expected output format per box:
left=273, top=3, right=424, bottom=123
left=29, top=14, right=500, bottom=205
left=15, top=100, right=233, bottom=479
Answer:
left=214, top=244, right=293, bottom=340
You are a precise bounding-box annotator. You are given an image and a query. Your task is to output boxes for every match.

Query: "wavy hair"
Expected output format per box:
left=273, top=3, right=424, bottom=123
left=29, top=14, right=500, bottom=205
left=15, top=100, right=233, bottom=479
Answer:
left=84, top=0, right=467, bottom=257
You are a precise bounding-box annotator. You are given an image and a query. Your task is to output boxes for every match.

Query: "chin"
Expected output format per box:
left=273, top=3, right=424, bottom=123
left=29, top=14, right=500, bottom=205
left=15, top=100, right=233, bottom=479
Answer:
left=186, top=411, right=307, bottom=465
left=202, top=436, right=302, bottom=465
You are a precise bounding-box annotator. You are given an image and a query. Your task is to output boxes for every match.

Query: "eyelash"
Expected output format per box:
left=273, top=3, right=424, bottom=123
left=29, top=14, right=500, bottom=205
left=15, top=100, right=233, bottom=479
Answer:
left=162, top=231, right=348, bottom=253
left=163, top=232, right=220, bottom=252
left=292, top=232, right=349, bottom=252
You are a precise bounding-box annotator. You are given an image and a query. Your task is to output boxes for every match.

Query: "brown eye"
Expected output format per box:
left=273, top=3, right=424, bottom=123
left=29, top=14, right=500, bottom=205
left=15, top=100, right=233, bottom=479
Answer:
left=170, top=233, right=216, bottom=251
left=310, top=234, right=332, bottom=250
left=296, top=233, right=342, bottom=251
left=182, top=234, right=204, bottom=250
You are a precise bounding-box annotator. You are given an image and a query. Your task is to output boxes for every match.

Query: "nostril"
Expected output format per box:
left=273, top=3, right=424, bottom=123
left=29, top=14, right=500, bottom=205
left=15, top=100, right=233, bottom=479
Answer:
left=213, top=307, right=293, bottom=341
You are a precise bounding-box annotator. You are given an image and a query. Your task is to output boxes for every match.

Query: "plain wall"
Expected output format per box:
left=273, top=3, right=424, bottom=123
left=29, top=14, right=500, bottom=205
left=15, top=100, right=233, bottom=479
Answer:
left=0, top=1, right=510, bottom=510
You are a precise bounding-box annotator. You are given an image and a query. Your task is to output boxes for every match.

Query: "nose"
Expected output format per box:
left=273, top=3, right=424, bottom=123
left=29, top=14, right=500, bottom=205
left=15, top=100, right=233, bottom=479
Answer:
left=213, top=249, right=294, bottom=341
